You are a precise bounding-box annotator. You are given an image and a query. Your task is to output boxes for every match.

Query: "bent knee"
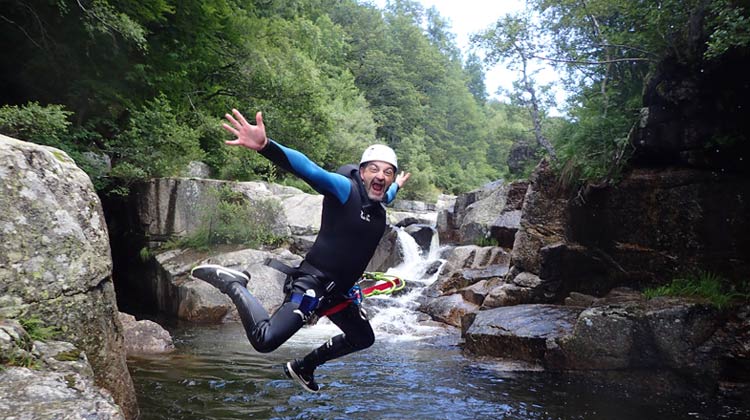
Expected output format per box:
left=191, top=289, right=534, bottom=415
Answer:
left=248, top=331, right=284, bottom=353
left=251, top=340, right=281, bottom=353
left=349, top=331, right=375, bottom=350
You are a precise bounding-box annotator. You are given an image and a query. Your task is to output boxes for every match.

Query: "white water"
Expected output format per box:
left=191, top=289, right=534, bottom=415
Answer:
left=286, top=226, right=448, bottom=345
left=370, top=228, right=446, bottom=339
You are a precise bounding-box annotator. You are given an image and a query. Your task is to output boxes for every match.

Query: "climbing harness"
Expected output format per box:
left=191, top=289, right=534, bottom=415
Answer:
left=316, top=272, right=406, bottom=318
left=264, top=258, right=406, bottom=320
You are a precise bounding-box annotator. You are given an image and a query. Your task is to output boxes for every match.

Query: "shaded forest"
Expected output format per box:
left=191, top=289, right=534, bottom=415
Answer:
left=1, top=0, right=747, bottom=200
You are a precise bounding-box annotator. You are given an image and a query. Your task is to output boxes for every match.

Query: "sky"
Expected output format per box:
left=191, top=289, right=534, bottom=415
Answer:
left=371, top=0, right=527, bottom=99
left=369, top=0, right=565, bottom=111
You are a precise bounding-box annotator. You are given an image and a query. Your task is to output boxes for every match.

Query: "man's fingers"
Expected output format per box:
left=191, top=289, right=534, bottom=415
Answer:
left=223, top=109, right=264, bottom=150
left=221, top=123, right=239, bottom=136
left=233, top=108, right=250, bottom=126
left=396, top=171, right=411, bottom=187
left=225, top=113, right=241, bottom=128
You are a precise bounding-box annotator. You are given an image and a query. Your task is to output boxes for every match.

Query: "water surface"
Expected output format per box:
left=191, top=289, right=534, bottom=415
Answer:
left=128, top=320, right=748, bottom=420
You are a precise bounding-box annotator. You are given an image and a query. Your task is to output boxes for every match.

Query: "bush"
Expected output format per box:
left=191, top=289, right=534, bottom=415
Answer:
left=111, top=94, right=204, bottom=179
left=553, top=85, right=641, bottom=188
left=0, top=102, right=112, bottom=190
left=644, top=271, right=749, bottom=309
left=0, top=102, right=72, bottom=149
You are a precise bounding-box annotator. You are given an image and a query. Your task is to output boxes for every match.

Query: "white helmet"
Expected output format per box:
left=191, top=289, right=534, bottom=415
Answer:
left=360, top=144, right=398, bottom=171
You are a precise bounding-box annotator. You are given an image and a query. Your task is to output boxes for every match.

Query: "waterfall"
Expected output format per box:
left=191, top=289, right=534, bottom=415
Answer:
left=368, top=228, right=447, bottom=340
left=385, top=228, right=441, bottom=287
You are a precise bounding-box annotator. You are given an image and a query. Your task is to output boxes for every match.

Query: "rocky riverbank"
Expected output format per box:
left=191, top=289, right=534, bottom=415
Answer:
left=2, top=132, right=748, bottom=418
left=106, top=155, right=749, bottom=400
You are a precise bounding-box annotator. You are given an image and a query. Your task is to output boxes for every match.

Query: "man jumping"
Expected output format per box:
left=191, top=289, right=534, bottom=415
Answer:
left=191, top=109, right=409, bottom=392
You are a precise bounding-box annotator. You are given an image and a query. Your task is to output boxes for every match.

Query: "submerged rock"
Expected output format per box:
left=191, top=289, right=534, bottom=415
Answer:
left=118, top=313, right=174, bottom=355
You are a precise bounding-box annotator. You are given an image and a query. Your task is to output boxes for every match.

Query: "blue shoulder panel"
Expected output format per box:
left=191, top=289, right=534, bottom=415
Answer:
left=384, top=183, right=399, bottom=204
left=264, top=140, right=351, bottom=204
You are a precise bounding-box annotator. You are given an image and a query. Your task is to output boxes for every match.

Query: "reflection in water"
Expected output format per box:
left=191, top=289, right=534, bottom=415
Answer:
left=128, top=230, right=749, bottom=419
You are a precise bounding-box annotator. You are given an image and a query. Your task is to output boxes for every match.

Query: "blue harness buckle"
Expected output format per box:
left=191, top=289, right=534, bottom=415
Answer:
left=290, top=292, right=320, bottom=315
left=347, top=285, right=363, bottom=306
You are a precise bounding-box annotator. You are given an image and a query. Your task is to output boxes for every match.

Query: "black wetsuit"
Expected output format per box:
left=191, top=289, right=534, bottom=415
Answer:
left=224, top=139, right=398, bottom=370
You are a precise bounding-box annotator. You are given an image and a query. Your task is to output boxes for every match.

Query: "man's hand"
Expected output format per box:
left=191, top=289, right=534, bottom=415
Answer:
left=395, top=171, right=411, bottom=188
left=222, top=109, right=268, bottom=150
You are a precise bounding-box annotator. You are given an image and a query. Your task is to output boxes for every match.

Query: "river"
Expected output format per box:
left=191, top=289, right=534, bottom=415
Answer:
left=127, top=230, right=749, bottom=419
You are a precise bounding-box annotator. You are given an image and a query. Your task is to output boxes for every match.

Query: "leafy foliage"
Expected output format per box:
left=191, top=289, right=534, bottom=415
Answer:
left=5, top=0, right=742, bottom=198
left=0, top=102, right=72, bottom=149
left=110, top=94, right=204, bottom=180
left=705, top=0, right=750, bottom=58
left=643, top=271, right=749, bottom=310
left=512, top=0, right=749, bottom=184
left=0, top=0, right=529, bottom=197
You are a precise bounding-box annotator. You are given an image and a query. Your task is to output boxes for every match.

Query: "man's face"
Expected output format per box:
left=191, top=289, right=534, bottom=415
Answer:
left=360, top=161, right=396, bottom=202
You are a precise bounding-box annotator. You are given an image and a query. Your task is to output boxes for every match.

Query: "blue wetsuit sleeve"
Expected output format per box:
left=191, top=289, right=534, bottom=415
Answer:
left=384, top=183, right=399, bottom=204
left=259, top=139, right=351, bottom=204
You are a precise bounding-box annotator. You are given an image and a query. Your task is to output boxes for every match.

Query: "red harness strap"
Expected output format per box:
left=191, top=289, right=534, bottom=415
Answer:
left=316, top=277, right=404, bottom=317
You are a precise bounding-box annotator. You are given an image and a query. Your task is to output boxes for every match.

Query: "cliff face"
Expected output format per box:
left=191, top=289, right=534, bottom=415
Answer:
left=436, top=32, right=750, bottom=387
left=505, top=161, right=750, bottom=300
left=508, top=10, right=750, bottom=294
left=630, top=3, right=749, bottom=173
left=0, top=135, right=138, bottom=419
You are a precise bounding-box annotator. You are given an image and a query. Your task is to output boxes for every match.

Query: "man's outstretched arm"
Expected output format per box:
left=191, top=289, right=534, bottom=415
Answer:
left=222, top=109, right=350, bottom=203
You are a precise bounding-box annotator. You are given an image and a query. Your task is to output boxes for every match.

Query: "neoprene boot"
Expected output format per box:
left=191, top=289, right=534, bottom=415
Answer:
left=190, top=264, right=249, bottom=293
left=284, top=359, right=319, bottom=392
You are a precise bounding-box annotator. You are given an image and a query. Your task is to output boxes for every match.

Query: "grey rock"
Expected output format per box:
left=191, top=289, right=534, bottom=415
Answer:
left=419, top=294, right=478, bottom=328
left=0, top=135, right=137, bottom=418
left=153, top=247, right=301, bottom=322
left=463, top=304, right=582, bottom=363
left=181, top=161, right=211, bottom=178
left=118, top=313, right=174, bottom=355
left=0, top=320, right=124, bottom=420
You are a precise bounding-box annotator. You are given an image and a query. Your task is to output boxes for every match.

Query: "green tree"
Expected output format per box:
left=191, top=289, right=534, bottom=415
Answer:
left=0, top=102, right=72, bottom=150
left=1, top=0, right=530, bottom=198
left=521, top=0, right=750, bottom=184
left=473, top=12, right=556, bottom=160
left=464, top=53, right=488, bottom=104
left=321, top=73, right=377, bottom=169
left=110, top=94, right=203, bottom=181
